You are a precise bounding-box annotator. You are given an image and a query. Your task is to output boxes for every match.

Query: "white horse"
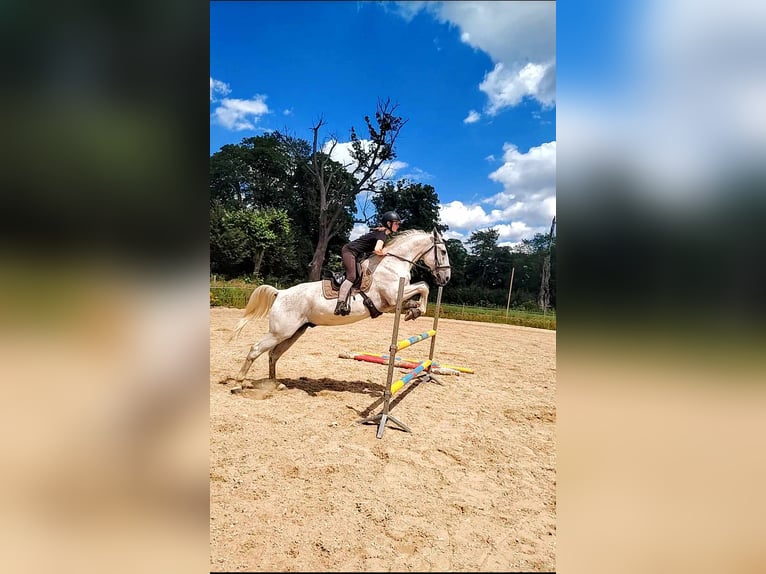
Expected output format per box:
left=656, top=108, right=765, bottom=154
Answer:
left=230, top=229, right=451, bottom=383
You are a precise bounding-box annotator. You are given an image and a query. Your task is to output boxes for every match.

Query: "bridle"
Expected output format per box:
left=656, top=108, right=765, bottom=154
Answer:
left=387, top=234, right=451, bottom=285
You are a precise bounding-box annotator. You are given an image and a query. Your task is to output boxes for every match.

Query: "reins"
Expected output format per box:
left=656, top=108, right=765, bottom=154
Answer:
left=385, top=235, right=451, bottom=278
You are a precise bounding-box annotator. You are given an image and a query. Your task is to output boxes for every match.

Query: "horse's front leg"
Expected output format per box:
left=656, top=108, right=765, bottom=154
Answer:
left=401, top=281, right=430, bottom=320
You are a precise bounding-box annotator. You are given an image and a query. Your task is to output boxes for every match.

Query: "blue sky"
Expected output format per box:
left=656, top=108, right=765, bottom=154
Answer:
left=210, top=1, right=556, bottom=246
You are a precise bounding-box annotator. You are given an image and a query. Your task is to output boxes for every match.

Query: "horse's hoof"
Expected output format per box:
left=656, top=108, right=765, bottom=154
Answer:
left=405, top=308, right=422, bottom=321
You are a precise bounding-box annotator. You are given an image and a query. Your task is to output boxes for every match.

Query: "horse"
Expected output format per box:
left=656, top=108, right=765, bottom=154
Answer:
left=229, top=228, right=451, bottom=383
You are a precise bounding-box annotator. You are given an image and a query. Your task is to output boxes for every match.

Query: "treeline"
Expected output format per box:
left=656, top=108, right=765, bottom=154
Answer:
left=210, top=102, right=555, bottom=310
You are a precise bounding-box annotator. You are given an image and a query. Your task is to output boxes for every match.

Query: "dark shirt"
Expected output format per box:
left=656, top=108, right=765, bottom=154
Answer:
left=345, top=229, right=387, bottom=256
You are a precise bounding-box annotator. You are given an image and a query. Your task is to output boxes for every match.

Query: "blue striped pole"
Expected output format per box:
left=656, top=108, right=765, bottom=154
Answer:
left=390, top=360, right=432, bottom=395
left=396, top=330, right=436, bottom=351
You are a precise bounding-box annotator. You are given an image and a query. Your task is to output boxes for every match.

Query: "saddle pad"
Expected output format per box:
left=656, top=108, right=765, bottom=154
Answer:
left=321, top=267, right=374, bottom=300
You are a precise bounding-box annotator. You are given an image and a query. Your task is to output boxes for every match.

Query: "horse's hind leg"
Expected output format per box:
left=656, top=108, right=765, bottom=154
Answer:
left=268, top=323, right=311, bottom=379
left=235, top=333, right=281, bottom=383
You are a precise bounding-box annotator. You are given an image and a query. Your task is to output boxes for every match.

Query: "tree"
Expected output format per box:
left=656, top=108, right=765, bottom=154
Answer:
left=209, top=206, right=291, bottom=278
left=510, top=230, right=557, bottom=309
left=302, top=98, right=408, bottom=281
left=444, top=238, right=468, bottom=288
left=538, top=216, right=556, bottom=312
left=371, top=179, right=447, bottom=233
left=209, top=144, right=250, bottom=209
left=210, top=133, right=337, bottom=281
left=463, top=228, right=516, bottom=291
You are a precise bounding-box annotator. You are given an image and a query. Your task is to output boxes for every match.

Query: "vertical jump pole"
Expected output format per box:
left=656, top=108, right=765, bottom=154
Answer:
left=426, top=285, right=444, bottom=385
left=358, top=277, right=412, bottom=438
left=428, top=285, right=443, bottom=362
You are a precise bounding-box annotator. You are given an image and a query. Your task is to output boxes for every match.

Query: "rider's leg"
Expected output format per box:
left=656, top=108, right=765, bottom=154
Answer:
left=335, top=279, right=353, bottom=315
left=334, top=247, right=357, bottom=315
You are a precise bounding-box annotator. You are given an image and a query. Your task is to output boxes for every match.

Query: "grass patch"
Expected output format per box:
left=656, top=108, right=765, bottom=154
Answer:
left=210, top=285, right=253, bottom=308
left=210, top=282, right=555, bottom=331
left=426, top=303, right=555, bottom=330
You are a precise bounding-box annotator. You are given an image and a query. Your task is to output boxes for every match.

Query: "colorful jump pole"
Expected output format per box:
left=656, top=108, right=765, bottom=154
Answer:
left=391, top=359, right=432, bottom=395
left=357, top=277, right=411, bottom=439
left=428, top=283, right=443, bottom=363
left=378, top=353, right=473, bottom=373
left=357, top=277, right=445, bottom=439
left=341, top=351, right=474, bottom=374
left=397, top=330, right=436, bottom=351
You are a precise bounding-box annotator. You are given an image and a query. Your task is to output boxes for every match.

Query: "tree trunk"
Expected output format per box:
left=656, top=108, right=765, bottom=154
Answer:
left=538, top=216, right=556, bottom=313
left=253, top=247, right=265, bottom=277
left=538, top=255, right=551, bottom=312
left=308, top=227, right=330, bottom=281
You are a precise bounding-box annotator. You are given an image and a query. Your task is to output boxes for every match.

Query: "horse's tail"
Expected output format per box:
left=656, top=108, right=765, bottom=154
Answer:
left=229, top=284, right=279, bottom=341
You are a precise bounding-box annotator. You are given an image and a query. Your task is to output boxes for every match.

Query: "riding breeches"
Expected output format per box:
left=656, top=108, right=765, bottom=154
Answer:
left=341, top=246, right=359, bottom=284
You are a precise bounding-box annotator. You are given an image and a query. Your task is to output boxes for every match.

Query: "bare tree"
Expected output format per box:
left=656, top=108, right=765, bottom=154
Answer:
left=538, top=215, right=556, bottom=313
left=305, top=98, right=407, bottom=281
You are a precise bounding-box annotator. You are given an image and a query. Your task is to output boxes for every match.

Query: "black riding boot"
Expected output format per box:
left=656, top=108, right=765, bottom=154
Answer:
left=334, top=299, right=349, bottom=315
left=335, top=279, right=353, bottom=316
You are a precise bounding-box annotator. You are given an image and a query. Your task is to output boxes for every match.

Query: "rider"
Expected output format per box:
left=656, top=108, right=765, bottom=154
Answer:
left=334, top=210, right=402, bottom=316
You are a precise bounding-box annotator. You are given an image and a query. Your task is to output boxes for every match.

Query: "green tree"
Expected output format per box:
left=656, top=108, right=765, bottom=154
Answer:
left=463, top=228, right=516, bottom=291
left=210, top=132, right=349, bottom=281
left=370, top=179, right=447, bottom=233
left=210, top=206, right=292, bottom=278
left=510, top=232, right=557, bottom=309
left=209, top=144, right=250, bottom=209
left=444, top=238, right=468, bottom=288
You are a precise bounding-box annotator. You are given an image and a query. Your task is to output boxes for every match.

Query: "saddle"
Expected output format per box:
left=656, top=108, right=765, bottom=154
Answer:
left=321, top=259, right=374, bottom=300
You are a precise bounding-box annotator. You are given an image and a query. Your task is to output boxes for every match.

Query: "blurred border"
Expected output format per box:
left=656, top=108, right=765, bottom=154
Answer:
left=558, top=1, right=766, bottom=573
left=0, top=2, right=210, bottom=574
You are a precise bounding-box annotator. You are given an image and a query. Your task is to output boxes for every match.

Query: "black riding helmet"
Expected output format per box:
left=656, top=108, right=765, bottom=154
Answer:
left=381, top=211, right=402, bottom=231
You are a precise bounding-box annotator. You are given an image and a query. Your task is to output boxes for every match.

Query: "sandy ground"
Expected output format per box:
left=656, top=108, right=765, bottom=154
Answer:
left=210, top=306, right=556, bottom=572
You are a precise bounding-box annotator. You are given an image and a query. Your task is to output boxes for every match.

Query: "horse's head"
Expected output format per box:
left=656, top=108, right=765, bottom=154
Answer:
left=423, top=229, right=451, bottom=286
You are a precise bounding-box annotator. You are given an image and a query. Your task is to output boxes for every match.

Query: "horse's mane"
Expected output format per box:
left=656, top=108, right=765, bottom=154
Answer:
left=364, top=229, right=430, bottom=269
left=384, top=229, right=429, bottom=248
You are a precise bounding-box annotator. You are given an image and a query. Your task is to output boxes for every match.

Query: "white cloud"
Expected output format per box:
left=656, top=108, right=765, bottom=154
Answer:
left=463, top=110, right=481, bottom=124
left=486, top=140, right=556, bottom=229
left=283, top=108, right=293, bottom=116
left=492, top=221, right=533, bottom=242
left=210, top=77, right=231, bottom=102
left=349, top=223, right=369, bottom=241
left=439, top=200, right=495, bottom=230
left=480, top=61, right=555, bottom=114
left=388, top=0, right=430, bottom=22
left=323, top=139, right=408, bottom=182
left=399, top=167, right=435, bottom=181
left=394, top=1, right=555, bottom=112
left=489, top=141, right=556, bottom=196
left=440, top=199, right=545, bottom=247
left=212, top=95, right=270, bottom=131
left=436, top=140, right=556, bottom=246
left=442, top=229, right=467, bottom=242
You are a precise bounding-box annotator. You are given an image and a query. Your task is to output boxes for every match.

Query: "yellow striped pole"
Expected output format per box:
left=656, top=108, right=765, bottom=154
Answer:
left=390, top=360, right=432, bottom=395
left=396, top=330, right=436, bottom=351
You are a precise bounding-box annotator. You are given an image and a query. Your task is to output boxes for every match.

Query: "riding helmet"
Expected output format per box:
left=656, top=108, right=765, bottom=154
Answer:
left=381, top=211, right=402, bottom=230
